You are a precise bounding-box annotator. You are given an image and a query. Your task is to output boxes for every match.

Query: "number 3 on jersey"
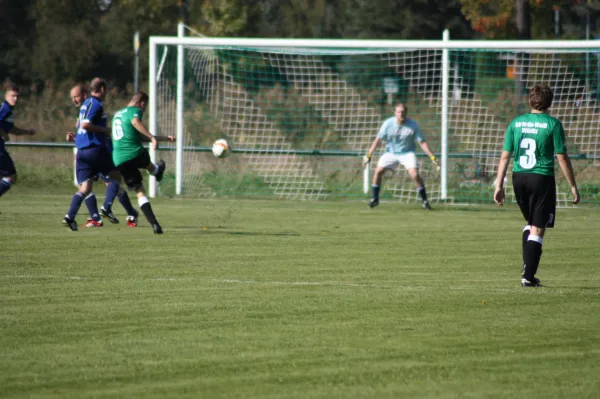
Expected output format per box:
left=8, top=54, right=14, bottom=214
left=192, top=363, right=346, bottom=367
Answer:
left=519, top=138, right=536, bottom=169
left=113, top=119, right=124, bottom=140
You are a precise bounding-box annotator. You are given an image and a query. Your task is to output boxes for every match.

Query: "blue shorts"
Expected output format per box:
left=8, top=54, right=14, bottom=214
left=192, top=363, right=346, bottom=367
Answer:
left=76, top=147, right=114, bottom=185
left=0, top=151, right=16, bottom=177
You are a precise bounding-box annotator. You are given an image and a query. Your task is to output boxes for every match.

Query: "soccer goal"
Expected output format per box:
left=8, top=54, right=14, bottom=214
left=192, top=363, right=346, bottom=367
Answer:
left=149, top=26, right=600, bottom=206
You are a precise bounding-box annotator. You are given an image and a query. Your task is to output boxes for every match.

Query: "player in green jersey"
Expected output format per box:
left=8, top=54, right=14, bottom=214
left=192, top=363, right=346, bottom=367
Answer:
left=493, top=83, right=580, bottom=287
left=111, top=92, right=175, bottom=234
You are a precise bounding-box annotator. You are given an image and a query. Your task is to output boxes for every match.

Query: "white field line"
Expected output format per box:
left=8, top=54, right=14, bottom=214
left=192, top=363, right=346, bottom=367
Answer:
left=2, top=276, right=597, bottom=294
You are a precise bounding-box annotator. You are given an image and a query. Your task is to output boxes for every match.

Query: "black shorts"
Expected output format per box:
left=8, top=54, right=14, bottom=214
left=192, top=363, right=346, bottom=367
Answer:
left=512, top=173, right=556, bottom=228
left=0, top=151, right=16, bottom=177
left=116, top=151, right=151, bottom=190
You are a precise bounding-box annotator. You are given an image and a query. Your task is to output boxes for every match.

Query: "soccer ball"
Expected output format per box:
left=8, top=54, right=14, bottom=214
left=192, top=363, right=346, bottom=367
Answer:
left=212, top=139, right=230, bottom=158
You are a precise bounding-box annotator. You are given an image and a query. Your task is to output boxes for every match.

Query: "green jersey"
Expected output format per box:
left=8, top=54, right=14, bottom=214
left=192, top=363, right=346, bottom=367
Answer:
left=503, top=112, right=566, bottom=176
left=111, top=106, right=145, bottom=166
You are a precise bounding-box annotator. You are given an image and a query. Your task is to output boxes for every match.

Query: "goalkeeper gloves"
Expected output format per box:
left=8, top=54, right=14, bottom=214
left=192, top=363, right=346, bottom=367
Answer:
left=430, top=155, right=440, bottom=171
left=363, top=152, right=372, bottom=167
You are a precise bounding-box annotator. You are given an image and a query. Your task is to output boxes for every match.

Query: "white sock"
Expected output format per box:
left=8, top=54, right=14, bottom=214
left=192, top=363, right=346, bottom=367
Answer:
left=528, top=235, right=543, bottom=245
left=137, top=196, right=149, bottom=207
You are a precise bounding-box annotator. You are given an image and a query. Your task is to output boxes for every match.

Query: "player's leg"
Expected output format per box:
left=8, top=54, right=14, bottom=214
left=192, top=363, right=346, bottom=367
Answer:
left=523, top=175, right=556, bottom=287
left=0, top=174, right=15, bottom=198
left=369, top=153, right=398, bottom=208
left=81, top=180, right=103, bottom=227
left=134, top=185, right=162, bottom=234
left=144, top=158, right=166, bottom=182
left=80, top=151, right=106, bottom=227
left=512, top=173, right=531, bottom=276
left=522, top=224, right=531, bottom=265
left=408, top=168, right=431, bottom=210
left=65, top=149, right=101, bottom=230
left=120, top=155, right=163, bottom=234
left=110, top=169, right=138, bottom=224
left=402, top=153, right=431, bottom=210
left=0, top=153, right=18, bottom=199
left=97, top=151, right=121, bottom=224
left=64, top=179, right=94, bottom=231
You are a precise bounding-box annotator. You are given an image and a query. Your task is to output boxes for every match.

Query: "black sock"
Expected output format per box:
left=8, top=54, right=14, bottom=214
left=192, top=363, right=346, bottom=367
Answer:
left=117, top=189, right=137, bottom=217
left=523, top=240, right=543, bottom=281
left=372, top=185, right=380, bottom=200
left=140, top=202, right=158, bottom=225
left=522, top=227, right=530, bottom=268
left=418, top=186, right=428, bottom=202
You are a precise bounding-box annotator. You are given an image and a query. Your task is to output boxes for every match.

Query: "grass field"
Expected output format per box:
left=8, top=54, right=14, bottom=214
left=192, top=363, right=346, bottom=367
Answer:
left=1, top=193, right=599, bottom=398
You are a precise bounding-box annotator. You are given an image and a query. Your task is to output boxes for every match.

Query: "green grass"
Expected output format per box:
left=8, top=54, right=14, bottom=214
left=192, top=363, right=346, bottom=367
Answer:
left=1, top=195, right=599, bottom=398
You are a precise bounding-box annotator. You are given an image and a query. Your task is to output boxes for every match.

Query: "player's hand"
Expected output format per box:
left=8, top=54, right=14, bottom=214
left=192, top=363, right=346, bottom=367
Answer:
left=430, top=155, right=440, bottom=171
left=362, top=152, right=372, bottom=167
left=167, top=135, right=176, bottom=142
left=151, top=138, right=158, bottom=151
left=572, top=186, right=581, bottom=205
left=66, top=132, right=75, bottom=142
left=493, top=185, right=505, bottom=206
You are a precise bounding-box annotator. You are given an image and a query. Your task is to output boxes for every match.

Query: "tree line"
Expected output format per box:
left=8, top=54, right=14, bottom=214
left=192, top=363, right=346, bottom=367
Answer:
left=1, top=0, right=599, bottom=91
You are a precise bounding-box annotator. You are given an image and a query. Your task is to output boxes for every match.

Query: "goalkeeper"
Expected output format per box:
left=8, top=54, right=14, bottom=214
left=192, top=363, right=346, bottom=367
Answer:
left=363, top=103, right=438, bottom=210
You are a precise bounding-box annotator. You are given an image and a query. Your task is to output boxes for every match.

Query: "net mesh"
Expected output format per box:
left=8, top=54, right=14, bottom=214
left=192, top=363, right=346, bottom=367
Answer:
left=153, top=41, right=600, bottom=206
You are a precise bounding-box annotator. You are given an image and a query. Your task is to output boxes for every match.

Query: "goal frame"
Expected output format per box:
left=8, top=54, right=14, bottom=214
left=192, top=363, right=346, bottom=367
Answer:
left=148, top=25, right=600, bottom=198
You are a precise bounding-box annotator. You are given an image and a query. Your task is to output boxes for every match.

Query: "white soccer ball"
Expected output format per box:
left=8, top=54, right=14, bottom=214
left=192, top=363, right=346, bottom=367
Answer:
left=212, top=139, right=230, bottom=158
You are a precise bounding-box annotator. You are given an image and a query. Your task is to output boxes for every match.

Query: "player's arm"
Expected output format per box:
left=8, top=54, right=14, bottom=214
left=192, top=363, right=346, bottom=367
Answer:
left=418, top=141, right=439, bottom=169
left=414, top=124, right=438, bottom=167
left=556, top=152, right=580, bottom=204
left=493, top=150, right=512, bottom=206
left=80, top=121, right=110, bottom=135
left=364, top=137, right=381, bottom=166
left=7, top=126, right=36, bottom=136
left=553, top=121, right=580, bottom=204
left=80, top=102, right=110, bottom=135
left=66, top=119, right=77, bottom=142
left=131, top=118, right=175, bottom=150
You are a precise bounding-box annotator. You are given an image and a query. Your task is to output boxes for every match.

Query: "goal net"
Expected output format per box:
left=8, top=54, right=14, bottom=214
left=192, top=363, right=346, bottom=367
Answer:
left=149, top=32, right=600, bottom=206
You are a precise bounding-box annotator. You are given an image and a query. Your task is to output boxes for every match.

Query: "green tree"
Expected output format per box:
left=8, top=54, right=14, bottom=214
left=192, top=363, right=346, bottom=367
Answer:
left=188, top=0, right=262, bottom=37
left=459, top=0, right=600, bottom=40
left=341, top=0, right=473, bottom=39
left=30, top=0, right=101, bottom=82
left=0, top=0, right=35, bottom=83
left=96, top=0, right=181, bottom=87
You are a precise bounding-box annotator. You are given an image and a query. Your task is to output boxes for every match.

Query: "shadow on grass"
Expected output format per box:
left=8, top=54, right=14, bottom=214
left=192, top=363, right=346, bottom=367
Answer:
left=175, top=227, right=300, bottom=237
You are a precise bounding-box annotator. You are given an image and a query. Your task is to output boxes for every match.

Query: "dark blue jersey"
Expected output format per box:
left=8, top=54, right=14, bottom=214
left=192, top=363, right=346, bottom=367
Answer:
left=75, top=96, right=108, bottom=150
left=0, top=101, right=15, bottom=154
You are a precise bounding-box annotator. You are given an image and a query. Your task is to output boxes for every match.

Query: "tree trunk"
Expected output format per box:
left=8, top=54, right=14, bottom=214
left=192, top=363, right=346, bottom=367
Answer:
left=515, top=0, right=531, bottom=103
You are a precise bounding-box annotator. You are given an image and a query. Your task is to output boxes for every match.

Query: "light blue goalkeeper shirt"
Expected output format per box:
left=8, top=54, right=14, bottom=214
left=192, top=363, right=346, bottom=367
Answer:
left=377, top=117, right=425, bottom=155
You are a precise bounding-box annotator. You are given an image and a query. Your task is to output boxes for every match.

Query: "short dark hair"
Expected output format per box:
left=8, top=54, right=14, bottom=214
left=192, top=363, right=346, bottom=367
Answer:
left=394, top=102, right=407, bottom=113
left=5, top=84, right=19, bottom=93
left=90, top=77, right=107, bottom=94
left=130, top=91, right=149, bottom=105
left=73, top=83, right=87, bottom=93
left=529, top=83, right=553, bottom=111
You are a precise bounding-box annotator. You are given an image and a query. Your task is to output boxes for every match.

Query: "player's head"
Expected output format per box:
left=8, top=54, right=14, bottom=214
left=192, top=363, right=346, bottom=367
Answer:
left=4, top=84, right=19, bottom=107
left=529, top=83, right=553, bottom=111
left=129, top=92, right=149, bottom=112
left=394, top=102, right=407, bottom=124
left=90, top=77, right=107, bottom=100
left=70, top=84, right=87, bottom=107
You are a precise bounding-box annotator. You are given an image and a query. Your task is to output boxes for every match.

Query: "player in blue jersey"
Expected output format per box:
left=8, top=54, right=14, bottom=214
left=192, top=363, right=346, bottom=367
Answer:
left=363, top=103, right=439, bottom=210
left=0, top=84, right=36, bottom=203
left=62, top=78, right=123, bottom=231
left=66, top=84, right=138, bottom=227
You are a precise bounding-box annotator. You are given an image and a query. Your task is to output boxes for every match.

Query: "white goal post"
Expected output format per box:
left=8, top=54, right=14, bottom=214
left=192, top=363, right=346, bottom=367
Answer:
left=148, top=26, right=600, bottom=204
